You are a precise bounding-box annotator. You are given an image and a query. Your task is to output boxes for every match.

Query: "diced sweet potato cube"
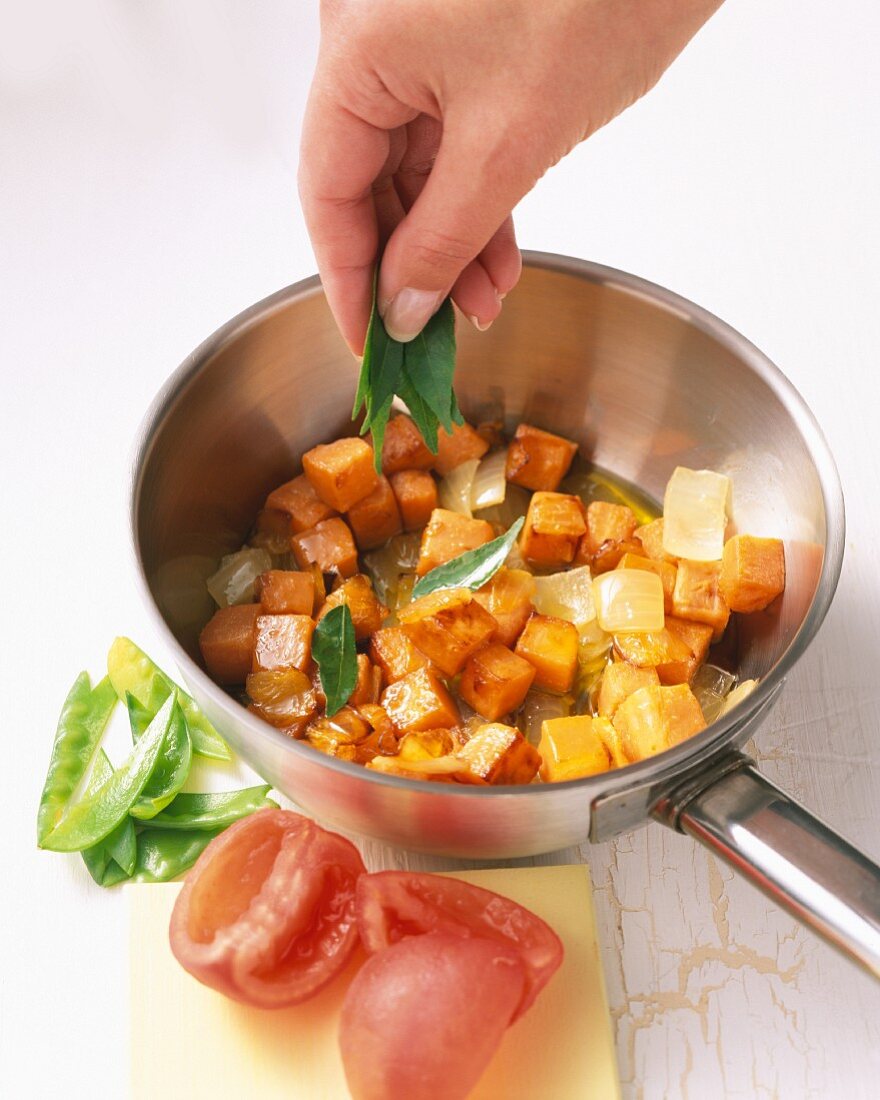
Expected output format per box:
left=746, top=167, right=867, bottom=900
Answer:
left=473, top=567, right=536, bottom=647
left=617, top=552, right=677, bottom=614
left=633, top=517, right=676, bottom=563
left=389, top=469, right=438, bottom=532
left=369, top=626, right=432, bottom=683
left=459, top=644, right=537, bottom=721
left=250, top=508, right=294, bottom=555
left=612, top=684, right=706, bottom=762
left=346, top=475, right=403, bottom=550
left=719, top=535, right=786, bottom=613
left=416, top=508, right=495, bottom=575
left=291, top=517, right=359, bottom=578
left=520, top=492, right=586, bottom=567
left=432, top=421, right=489, bottom=476
left=595, top=718, right=629, bottom=769
left=398, top=588, right=497, bottom=676
left=454, top=722, right=541, bottom=784
left=302, top=437, right=378, bottom=512
left=378, top=414, right=435, bottom=474
left=306, top=706, right=374, bottom=760
left=576, top=501, right=639, bottom=573
left=199, top=604, right=261, bottom=684
left=351, top=704, right=399, bottom=764
left=381, top=667, right=461, bottom=732
left=612, top=628, right=693, bottom=669
left=317, top=574, right=388, bottom=640
left=266, top=474, right=337, bottom=534
left=538, top=716, right=613, bottom=782
left=398, top=728, right=455, bottom=761
left=348, top=655, right=383, bottom=707
left=597, top=662, right=660, bottom=718
left=246, top=667, right=317, bottom=730
left=658, top=617, right=714, bottom=685
left=672, top=559, right=730, bottom=640
left=505, top=423, right=578, bottom=492
left=514, top=614, right=579, bottom=693
left=252, top=614, right=314, bottom=672
left=257, top=570, right=316, bottom=616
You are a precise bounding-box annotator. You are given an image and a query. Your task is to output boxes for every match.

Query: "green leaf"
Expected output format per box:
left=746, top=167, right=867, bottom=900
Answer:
left=397, top=360, right=439, bottom=453
left=129, top=699, right=192, bottom=820
left=411, top=517, right=526, bottom=599
left=311, top=603, right=358, bottom=717
left=403, top=300, right=457, bottom=433
left=131, top=826, right=224, bottom=883
left=138, top=786, right=277, bottom=831
left=80, top=750, right=138, bottom=885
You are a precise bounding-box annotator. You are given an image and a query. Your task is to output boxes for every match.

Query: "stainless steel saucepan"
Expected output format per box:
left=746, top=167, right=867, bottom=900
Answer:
left=132, top=252, right=880, bottom=977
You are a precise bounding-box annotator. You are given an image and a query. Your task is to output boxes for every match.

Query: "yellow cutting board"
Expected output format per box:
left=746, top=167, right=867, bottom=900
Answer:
left=129, top=865, right=620, bottom=1100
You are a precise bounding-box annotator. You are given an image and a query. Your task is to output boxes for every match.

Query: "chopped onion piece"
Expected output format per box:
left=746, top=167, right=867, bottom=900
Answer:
left=576, top=619, right=613, bottom=705
left=476, top=483, right=531, bottom=528
left=662, top=466, right=731, bottom=561
left=718, top=678, right=758, bottom=717
left=592, top=569, right=665, bottom=633
left=470, top=451, right=508, bottom=511
left=517, top=690, right=572, bottom=746
left=388, top=532, right=422, bottom=571
left=206, top=547, right=272, bottom=608
left=691, top=664, right=737, bottom=723
left=368, top=754, right=466, bottom=777
left=438, top=459, right=480, bottom=517
left=533, top=566, right=596, bottom=631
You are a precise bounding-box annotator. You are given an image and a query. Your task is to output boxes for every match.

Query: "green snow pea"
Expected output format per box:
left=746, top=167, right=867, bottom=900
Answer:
left=80, top=750, right=137, bottom=886
left=36, top=673, right=118, bottom=845
left=41, top=695, right=176, bottom=852
left=128, top=694, right=192, bottom=820
left=107, top=636, right=230, bottom=761
left=138, top=785, right=277, bottom=831
left=131, top=826, right=224, bottom=882
left=125, top=691, right=154, bottom=739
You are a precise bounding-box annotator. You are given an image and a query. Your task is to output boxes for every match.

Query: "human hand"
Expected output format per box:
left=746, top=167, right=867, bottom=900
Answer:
left=299, top=0, right=721, bottom=353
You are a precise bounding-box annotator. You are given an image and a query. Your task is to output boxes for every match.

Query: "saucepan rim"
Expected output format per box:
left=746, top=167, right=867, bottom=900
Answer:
left=130, top=251, right=845, bottom=803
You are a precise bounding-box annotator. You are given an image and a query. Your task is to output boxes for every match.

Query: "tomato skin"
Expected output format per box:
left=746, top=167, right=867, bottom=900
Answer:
left=339, top=931, right=525, bottom=1100
left=169, top=808, right=365, bottom=1008
left=355, top=871, right=563, bottom=1021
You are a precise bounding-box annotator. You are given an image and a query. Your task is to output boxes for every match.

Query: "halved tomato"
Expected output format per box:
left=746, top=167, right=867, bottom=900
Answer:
left=355, top=871, right=563, bottom=1020
left=339, top=931, right=525, bottom=1100
left=169, top=808, right=365, bottom=1007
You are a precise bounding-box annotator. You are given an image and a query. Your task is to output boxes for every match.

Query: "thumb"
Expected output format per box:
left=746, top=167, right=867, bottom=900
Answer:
left=378, top=116, right=536, bottom=342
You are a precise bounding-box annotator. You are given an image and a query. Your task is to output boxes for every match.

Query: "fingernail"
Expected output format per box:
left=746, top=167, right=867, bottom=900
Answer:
left=468, top=314, right=493, bottom=332
left=381, top=288, right=444, bottom=343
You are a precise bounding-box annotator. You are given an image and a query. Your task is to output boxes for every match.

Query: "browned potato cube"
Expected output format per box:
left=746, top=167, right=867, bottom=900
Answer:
left=377, top=414, right=435, bottom=474
left=389, top=469, right=438, bottom=532
left=505, top=423, right=578, bottom=492
left=612, top=684, right=706, bottom=762
left=302, top=437, right=378, bottom=512
left=257, top=570, right=316, bottom=616
left=346, top=475, right=403, bottom=550
left=291, top=517, right=359, bottom=578
left=397, top=728, right=455, bottom=761
left=432, top=421, right=489, bottom=476
left=398, top=588, right=497, bottom=676
left=252, top=614, right=315, bottom=672
left=349, top=654, right=383, bottom=706
left=199, top=604, right=261, bottom=684
left=317, top=574, right=388, bottom=640
left=612, top=628, right=693, bottom=669
left=458, top=643, right=537, bottom=721
left=266, top=474, right=337, bottom=534
left=454, top=722, right=541, bottom=784
left=633, top=517, right=676, bottom=563
left=538, top=716, right=613, bottom=781
left=597, top=662, right=660, bottom=718
left=719, top=535, right=785, bottom=612
left=576, top=501, right=639, bottom=573
left=369, top=626, right=432, bottom=683
left=416, top=508, right=495, bottom=575
left=246, top=667, right=317, bottom=731
left=472, top=567, right=536, bottom=647
left=250, top=507, right=294, bottom=555
left=616, top=552, right=677, bottom=614
left=381, top=667, right=461, bottom=732
left=672, top=559, right=730, bottom=640
left=658, top=617, right=714, bottom=685
left=514, top=613, right=579, bottom=693
left=520, top=492, right=586, bottom=567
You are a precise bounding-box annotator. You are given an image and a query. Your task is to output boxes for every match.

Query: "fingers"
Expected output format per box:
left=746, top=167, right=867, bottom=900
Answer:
left=450, top=218, right=521, bottom=330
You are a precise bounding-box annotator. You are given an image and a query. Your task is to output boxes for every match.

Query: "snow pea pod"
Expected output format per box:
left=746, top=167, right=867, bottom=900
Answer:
left=138, top=785, right=278, bottom=831
left=128, top=694, right=192, bottom=820
left=41, top=695, right=176, bottom=852
left=131, top=826, right=224, bottom=882
left=80, top=750, right=137, bottom=886
left=36, top=673, right=118, bottom=845
left=107, top=636, right=230, bottom=761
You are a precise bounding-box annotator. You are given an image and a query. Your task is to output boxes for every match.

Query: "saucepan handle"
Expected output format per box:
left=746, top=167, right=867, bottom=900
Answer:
left=659, top=757, right=880, bottom=978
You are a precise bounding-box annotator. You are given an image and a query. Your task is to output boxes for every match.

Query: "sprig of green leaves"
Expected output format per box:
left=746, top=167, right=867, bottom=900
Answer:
left=354, top=281, right=464, bottom=470
left=312, top=603, right=358, bottom=717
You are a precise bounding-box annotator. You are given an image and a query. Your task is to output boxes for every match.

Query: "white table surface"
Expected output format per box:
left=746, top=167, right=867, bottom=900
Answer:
left=4, top=2, right=880, bottom=1097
